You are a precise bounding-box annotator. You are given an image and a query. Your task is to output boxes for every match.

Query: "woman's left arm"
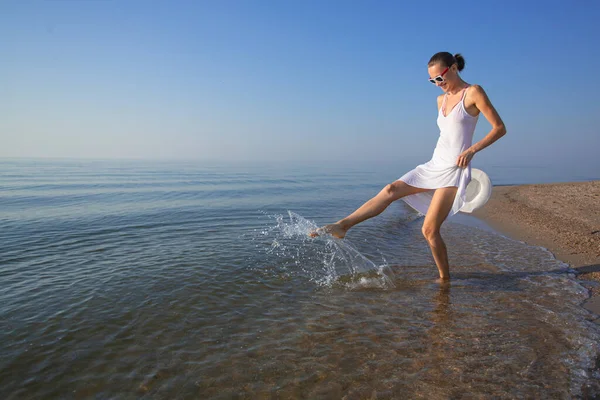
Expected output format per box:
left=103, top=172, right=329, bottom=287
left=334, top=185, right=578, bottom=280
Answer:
left=456, top=85, right=507, bottom=168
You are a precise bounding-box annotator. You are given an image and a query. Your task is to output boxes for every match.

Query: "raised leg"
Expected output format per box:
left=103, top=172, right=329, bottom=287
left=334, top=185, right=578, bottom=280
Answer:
left=421, top=186, right=458, bottom=280
left=310, top=180, right=430, bottom=238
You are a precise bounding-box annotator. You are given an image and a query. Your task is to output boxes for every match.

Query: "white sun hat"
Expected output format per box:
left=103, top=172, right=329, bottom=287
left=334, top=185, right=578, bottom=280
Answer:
left=460, top=168, right=493, bottom=213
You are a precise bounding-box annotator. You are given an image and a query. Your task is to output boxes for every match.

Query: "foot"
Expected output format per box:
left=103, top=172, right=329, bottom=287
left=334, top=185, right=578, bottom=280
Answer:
left=309, top=223, right=347, bottom=239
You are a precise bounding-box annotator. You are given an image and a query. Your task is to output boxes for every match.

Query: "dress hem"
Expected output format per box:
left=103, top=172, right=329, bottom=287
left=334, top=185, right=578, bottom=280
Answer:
left=397, top=179, right=460, bottom=191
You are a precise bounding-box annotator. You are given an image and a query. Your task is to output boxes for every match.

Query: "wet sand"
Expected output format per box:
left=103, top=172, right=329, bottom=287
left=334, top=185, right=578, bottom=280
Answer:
left=473, top=181, right=600, bottom=318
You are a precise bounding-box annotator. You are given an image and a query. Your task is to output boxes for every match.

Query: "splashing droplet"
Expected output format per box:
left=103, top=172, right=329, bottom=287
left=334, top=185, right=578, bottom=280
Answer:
left=253, top=211, right=395, bottom=289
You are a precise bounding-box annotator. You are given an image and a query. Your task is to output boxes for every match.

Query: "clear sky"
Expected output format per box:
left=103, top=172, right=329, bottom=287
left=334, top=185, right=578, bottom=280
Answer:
left=2, top=0, right=599, bottom=166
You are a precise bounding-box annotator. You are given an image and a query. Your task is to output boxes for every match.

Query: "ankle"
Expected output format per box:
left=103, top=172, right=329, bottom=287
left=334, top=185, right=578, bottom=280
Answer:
left=337, top=219, right=351, bottom=230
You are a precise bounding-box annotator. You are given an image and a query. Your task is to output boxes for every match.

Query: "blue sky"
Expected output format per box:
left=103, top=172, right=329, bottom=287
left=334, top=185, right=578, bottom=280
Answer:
left=2, top=0, right=599, bottom=167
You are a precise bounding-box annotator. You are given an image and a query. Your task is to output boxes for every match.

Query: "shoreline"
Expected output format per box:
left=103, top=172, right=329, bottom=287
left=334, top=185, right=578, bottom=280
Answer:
left=471, top=181, right=600, bottom=318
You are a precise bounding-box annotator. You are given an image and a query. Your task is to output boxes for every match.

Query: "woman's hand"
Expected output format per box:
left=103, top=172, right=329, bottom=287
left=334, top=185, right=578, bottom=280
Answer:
left=456, top=149, right=475, bottom=168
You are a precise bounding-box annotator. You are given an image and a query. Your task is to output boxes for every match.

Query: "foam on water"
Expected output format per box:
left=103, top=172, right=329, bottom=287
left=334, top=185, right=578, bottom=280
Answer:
left=253, top=211, right=395, bottom=289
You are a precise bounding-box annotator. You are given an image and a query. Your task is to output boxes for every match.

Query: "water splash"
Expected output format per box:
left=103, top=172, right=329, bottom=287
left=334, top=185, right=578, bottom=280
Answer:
left=254, top=211, right=395, bottom=289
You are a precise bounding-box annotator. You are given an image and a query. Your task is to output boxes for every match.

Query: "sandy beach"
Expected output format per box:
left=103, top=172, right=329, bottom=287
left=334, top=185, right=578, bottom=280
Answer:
left=473, top=181, right=600, bottom=318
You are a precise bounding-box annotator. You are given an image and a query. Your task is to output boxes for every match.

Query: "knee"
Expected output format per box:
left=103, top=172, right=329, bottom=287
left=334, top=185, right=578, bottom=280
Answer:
left=383, top=181, right=400, bottom=196
left=421, top=223, right=440, bottom=243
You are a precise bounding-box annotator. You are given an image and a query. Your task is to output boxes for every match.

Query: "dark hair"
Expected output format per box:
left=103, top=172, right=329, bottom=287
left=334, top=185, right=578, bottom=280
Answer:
left=428, top=52, right=465, bottom=72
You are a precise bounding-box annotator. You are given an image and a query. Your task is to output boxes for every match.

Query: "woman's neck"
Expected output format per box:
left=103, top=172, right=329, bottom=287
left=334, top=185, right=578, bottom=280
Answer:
left=446, top=80, right=468, bottom=95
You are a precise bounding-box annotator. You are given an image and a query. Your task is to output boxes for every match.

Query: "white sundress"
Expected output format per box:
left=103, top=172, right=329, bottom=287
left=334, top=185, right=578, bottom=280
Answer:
left=399, top=86, right=479, bottom=217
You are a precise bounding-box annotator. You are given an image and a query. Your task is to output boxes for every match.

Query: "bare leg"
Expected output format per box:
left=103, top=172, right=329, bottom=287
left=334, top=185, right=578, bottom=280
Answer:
left=309, top=180, right=430, bottom=238
left=421, top=186, right=458, bottom=280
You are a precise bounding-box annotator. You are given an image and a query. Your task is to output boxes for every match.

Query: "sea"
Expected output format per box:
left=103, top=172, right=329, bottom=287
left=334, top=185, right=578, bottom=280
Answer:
left=1, top=158, right=600, bottom=399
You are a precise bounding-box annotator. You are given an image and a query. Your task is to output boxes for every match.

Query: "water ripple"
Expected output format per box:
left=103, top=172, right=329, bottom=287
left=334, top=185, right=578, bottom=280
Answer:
left=1, top=159, right=599, bottom=399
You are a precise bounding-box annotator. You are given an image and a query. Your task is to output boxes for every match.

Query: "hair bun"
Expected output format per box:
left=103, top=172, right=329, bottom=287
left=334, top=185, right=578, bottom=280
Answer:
left=454, top=53, right=466, bottom=71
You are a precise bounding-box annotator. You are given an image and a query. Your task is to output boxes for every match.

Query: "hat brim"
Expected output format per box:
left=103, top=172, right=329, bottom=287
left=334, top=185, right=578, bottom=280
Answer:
left=461, top=168, right=492, bottom=213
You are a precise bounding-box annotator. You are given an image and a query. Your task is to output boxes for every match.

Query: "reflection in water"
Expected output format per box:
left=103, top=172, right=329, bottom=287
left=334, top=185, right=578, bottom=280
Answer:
left=426, top=283, right=455, bottom=396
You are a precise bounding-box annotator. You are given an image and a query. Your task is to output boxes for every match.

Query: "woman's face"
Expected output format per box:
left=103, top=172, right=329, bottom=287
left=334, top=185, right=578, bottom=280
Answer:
left=428, top=63, right=456, bottom=92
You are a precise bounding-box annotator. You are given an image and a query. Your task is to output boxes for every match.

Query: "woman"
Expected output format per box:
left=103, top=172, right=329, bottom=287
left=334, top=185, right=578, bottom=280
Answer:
left=310, top=52, right=506, bottom=281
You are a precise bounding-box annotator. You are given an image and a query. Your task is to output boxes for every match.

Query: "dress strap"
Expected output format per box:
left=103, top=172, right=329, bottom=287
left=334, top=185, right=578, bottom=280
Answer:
left=460, top=85, right=470, bottom=101
left=441, top=94, right=448, bottom=113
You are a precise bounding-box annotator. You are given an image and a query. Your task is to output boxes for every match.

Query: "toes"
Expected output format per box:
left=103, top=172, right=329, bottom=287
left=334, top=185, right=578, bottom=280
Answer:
left=308, top=228, right=322, bottom=238
left=308, top=227, right=326, bottom=238
left=309, top=226, right=346, bottom=239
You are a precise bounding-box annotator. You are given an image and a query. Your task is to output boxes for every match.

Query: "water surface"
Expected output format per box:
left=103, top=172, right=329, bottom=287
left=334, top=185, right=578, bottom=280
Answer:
left=1, top=159, right=599, bottom=399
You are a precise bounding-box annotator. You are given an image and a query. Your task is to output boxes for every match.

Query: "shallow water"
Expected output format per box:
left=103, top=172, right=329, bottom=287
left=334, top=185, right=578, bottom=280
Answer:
left=1, top=159, right=599, bottom=399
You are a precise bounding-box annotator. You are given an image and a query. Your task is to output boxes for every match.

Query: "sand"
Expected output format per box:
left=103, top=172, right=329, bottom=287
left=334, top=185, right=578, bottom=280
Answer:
left=472, top=181, right=600, bottom=319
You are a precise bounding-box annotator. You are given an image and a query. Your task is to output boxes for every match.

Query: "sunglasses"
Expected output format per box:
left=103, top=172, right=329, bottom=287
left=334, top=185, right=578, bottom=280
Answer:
left=428, top=66, right=450, bottom=84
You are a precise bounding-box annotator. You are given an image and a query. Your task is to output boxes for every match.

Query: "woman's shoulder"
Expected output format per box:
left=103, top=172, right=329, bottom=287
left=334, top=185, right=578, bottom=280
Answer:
left=436, top=94, right=444, bottom=108
left=464, top=84, right=487, bottom=115
left=467, top=84, right=486, bottom=96
left=465, top=85, right=492, bottom=107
